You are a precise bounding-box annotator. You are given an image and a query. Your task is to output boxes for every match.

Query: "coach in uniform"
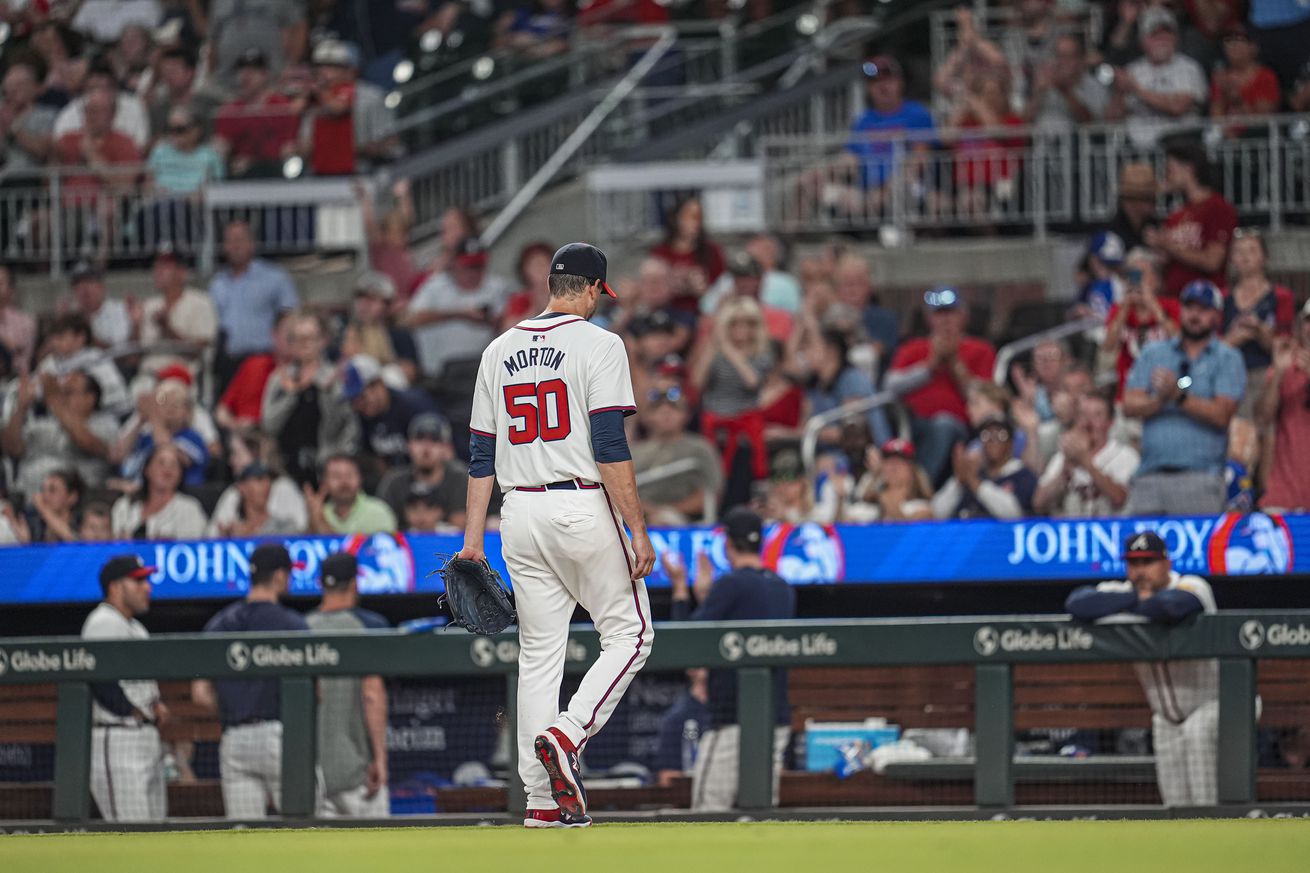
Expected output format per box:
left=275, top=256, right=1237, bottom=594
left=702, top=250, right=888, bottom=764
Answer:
left=666, top=507, right=796, bottom=810
left=83, top=554, right=169, bottom=822
left=305, top=551, right=391, bottom=818
left=192, top=543, right=309, bottom=819
left=1065, top=531, right=1218, bottom=807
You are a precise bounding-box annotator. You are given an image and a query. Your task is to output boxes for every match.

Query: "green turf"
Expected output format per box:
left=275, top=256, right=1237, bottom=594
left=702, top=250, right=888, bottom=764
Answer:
left=3, top=820, right=1308, bottom=873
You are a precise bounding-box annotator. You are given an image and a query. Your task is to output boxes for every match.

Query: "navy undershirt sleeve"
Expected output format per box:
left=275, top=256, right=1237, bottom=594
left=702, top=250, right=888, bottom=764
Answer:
left=589, top=409, right=631, bottom=463
left=1065, top=586, right=1138, bottom=622
left=1135, top=589, right=1203, bottom=624
left=469, top=432, right=496, bottom=478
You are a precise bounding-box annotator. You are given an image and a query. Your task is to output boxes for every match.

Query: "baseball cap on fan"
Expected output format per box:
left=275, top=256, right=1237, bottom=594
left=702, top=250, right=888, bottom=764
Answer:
left=723, top=506, right=764, bottom=551
left=551, top=242, right=617, bottom=298
left=342, top=354, right=383, bottom=401
left=1124, top=531, right=1168, bottom=561
left=1088, top=231, right=1125, bottom=266
left=862, top=55, right=901, bottom=80
left=99, top=554, right=157, bottom=588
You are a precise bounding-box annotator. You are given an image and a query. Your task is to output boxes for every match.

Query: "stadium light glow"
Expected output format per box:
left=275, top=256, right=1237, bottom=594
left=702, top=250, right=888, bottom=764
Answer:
left=472, top=57, right=495, bottom=80
left=393, top=59, right=414, bottom=84
left=796, top=14, right=819, bottom=35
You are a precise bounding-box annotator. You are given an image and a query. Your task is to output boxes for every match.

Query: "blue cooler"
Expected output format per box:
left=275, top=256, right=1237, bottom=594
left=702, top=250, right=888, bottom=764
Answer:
left=803, top=719, right=901, bottom=773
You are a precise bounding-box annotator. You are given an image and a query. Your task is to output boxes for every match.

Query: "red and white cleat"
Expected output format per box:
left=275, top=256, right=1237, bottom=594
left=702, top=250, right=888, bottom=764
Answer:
left=533, top=727, right=588, bottom=817
left=523, top=807, right=592, bottom=828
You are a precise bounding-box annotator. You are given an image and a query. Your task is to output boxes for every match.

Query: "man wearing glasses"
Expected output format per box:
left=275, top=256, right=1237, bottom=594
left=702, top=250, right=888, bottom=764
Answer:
left=632, top=386, right=722, bottom=525
left=1065, top=531, right=1218, bottom=807
left=82, top=554, right=169, bottom=822
left=1122, top=280, right=1245, bottom=515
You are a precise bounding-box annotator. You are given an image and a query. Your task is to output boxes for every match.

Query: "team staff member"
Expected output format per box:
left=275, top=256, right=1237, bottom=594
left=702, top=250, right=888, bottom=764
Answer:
left=666, top=508, right=796, bottom=811
left=458, top=242, right=656, bottom=829
left=306, top=552, right=391, bottom=818
left=1065, top=532, right=1218, bottom=807
left=193, top=543, right=309, bottom=819
left=83, top=554, right=169, bottom=822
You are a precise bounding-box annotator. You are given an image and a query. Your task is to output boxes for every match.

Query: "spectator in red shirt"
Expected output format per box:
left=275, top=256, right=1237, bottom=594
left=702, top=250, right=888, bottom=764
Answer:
left=213, top=48, right=300, bottom=179
left=1146, top=140, right=1237, bottom=297
left=947, top=73, right=1026, bottom=220
left=56, top=88, right=141, bottom=203
left=1258, top=304, right=1310, bottom=511
left=214, top=310, right=294, bottom=433
left=649, top=197, right=725, bottom=314
left=499, top=240, right=554, bottom=330
left=1100, top=248, right=1180, bottom=399
left=1210, top=25, right=1280, bottom=125
left=885, top=288, right=997, bottom=485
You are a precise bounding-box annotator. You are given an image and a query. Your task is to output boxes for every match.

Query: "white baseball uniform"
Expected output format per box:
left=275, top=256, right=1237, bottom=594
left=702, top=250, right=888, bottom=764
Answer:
left=81, top=602, right=167, bottom=822
left=1091, top=572, right=1218, bottom=806
left=470, top=311, right=654, bottom=812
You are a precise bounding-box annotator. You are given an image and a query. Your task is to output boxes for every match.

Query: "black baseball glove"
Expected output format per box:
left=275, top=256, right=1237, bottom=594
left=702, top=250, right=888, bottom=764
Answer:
left=433, top=556, right=517, bottom=635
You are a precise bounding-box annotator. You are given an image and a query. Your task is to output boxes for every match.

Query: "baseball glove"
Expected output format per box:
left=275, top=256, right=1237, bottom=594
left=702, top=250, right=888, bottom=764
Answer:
left=433, top=556, right=517, bottom=635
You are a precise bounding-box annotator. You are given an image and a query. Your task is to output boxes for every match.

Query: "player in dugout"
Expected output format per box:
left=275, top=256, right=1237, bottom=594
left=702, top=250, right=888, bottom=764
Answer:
left=1065, top=531, right=1219, bottom=807
left=664, top=507, right=795, bottom=811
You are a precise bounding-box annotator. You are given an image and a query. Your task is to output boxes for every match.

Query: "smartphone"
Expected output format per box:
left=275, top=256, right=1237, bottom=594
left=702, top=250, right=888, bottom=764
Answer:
left=1126, top=267, right=1144, bottom=285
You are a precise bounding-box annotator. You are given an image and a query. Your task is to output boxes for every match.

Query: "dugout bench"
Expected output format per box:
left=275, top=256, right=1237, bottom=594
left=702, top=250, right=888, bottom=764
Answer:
left=1, top=613, right=1309, bottom=823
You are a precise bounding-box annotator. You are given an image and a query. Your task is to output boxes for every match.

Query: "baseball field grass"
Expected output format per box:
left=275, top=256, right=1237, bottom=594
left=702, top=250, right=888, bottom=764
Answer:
left=4, top=819, right=1308, bottom=873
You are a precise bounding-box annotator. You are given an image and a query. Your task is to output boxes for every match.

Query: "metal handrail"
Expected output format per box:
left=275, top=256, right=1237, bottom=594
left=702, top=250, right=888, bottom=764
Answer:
left=480, top=31, right=677, bottom=246
left=991, top=316, right=1104, bottom=386
left=635, top=456, right=716, bottom=523
left=800, top=389, right=899, bottom=474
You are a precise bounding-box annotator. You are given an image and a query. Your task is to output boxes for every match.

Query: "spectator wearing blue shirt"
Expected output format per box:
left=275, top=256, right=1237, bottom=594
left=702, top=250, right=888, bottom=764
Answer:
left=800, top=55, right=934, bottom=221
left=666, top=507, right=795, bottom=811
left=115, top=379, right=208, bottom=487
left=1078, top=231, right=1127, bottom=325
left=932, top=414, right=1037, bottom=520
left=209, top=220, right=299, bottom=395
left=191, top=543, right=310, bottom=820
left=342, top=354, right=440, bottom=474
left=1123, top=280, right=1245, bottom=516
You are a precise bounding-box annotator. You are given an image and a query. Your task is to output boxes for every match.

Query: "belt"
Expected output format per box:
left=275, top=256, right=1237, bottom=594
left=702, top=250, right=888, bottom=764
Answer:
left=224, top=717, right=274, bottom=730
left=94, top=719, right=156, bottom=729
left=513, top=478, right=601, bottom=493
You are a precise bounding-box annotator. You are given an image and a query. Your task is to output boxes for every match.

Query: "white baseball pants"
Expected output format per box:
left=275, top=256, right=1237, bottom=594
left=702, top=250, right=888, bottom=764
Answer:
left=319, top=784, right=390, bottom=818
left=220, top=721, right=283, bottom=818
left=1152, top=699, right=1218, bottom=807
left=690, top=726, right=790, bottom=811
left=90, top=725, right=166, bottom=822
left=500, top=487, right=654, bottom=811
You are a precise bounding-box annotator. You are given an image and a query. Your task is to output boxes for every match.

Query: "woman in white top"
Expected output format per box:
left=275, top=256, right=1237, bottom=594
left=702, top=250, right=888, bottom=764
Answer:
left=845, top=439, right=935, bottom=523
left=207, top=431, right=307, bottom=537
left=111, top=444, right=207, bottom=540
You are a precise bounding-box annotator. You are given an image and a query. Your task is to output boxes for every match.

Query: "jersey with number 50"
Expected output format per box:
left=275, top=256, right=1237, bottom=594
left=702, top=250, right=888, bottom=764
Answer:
left=470, top=312, right=636, bottom=489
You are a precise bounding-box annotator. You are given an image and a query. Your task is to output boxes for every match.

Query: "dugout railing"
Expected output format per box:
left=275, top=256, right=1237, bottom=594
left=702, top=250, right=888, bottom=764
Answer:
left=0, top=612, right=1308, bottom=825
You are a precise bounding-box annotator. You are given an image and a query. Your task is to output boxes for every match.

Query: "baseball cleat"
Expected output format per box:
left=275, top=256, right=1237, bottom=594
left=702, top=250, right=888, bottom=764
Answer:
left=534, top=727, right=587, bottom=817
left=523, top=808, right=592, bottom=828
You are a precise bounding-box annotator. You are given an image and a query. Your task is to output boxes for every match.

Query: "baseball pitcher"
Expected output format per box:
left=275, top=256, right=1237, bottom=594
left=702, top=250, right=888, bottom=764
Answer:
left=457, top=242, right=656, bottom=829
left=1065, top=531, right=1218, bottom=807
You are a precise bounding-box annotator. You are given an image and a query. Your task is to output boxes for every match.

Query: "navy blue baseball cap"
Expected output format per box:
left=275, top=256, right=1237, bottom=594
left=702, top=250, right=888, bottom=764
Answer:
left=551, top=242, right=616, bottom=298
left=100, top=554, right=156, bottom=588
left=1125, top=531, right=1168, bottom=560
left=1180, top=280, right=1223, bottom=310
left=723, top=506, right=763, bottom=550
left=1088, top=231, right=1125, bottom=266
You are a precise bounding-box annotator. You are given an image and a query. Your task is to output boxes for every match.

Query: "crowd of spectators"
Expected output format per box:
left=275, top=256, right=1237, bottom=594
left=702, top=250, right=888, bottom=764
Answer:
left=0, top=1, right=1309, bottom=548
left=0, top=0, right=405, bottom=215
left=3, top=127, right=1309, bottom=550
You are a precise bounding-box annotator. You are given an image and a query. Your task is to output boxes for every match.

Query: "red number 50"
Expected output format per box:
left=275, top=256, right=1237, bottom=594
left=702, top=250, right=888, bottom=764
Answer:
left=503, top=379, right=572, bottom=445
